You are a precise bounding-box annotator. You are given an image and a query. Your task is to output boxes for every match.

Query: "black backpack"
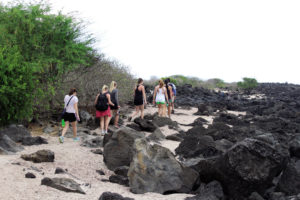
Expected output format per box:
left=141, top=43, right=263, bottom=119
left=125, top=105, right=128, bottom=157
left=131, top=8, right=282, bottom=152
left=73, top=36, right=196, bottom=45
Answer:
left=95, top=93, right=108, bottom=111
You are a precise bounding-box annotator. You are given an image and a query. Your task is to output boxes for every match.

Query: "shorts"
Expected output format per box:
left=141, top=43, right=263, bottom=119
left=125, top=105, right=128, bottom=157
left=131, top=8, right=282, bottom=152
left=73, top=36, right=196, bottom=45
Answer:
left=63, top=112, right=76, bottom=122
left=96, top=107, right=111, bottom=117
left=156, top=101, right=165, bottom=105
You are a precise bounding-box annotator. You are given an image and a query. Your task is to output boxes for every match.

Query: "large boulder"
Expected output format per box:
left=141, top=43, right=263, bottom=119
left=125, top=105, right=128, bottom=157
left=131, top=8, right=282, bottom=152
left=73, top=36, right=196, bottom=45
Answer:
left=289, top=134, right=300, bottom=158
left=194, top=104, right=214, bottom=116
left=216, top=138, right=289, bottom=198
left=128, top=139, right=199, bottom=194
left=21, top=150, right=55, bottom=163
left=0, top=124, right=31, bottom=142
left=276, top=160, right=300, bottom=195
left=186, top=181, right=225, bottom=200
left=103, top=127, right=145, bottom=170
left=146, top=129, right=165, bottom=142
left=152, top=116, right=179, bottom=129
left=0, top=134, right=24, bottom=153
left=81, top=136, right=103, bottom=148
left=41, top=177, right=85, bottom=194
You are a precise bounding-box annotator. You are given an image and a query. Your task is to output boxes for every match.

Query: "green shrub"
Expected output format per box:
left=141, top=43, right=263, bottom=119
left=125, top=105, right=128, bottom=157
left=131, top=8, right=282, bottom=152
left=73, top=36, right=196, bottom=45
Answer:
left=0, top=2, right=96, bottom=125
left=237, top=77, right=258, bottom=90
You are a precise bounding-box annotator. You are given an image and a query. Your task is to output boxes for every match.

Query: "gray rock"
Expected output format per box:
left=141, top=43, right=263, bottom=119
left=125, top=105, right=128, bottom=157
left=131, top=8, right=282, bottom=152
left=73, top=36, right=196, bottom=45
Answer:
left=0, top=134, right=24, bottom=153
left=96, top=170, right=105, bottom=175
left=41, top=177, right=85, bottom=194
left=289, top=134, right=300, bottom=158
left=21, top=150, right=55, bottom=163
left=248, top=192, right=265, bottom=200
left=103, top=127, right=145, bottom=170
left=55, top=167, right=66, bottom=174
left=166, top=134, right=183, bottom=142
left=214, top=139, right=233, bottom=153
left=146, top=129, right=165, bottom=142
left=22, top=136, right=48, bottom=146
left=98, top=192, right=134, bottom=200
left=134, top=118, right=157, bottom=132
left=25, top=172, right=36, bottom=179
left=0, top=124, right=31, bottom=142
left=81, top=136, right=103, bottom=148
left=114, top=166, right=129, bottom=177
left=128, top=139, right=199, bottom=194
left=79, top=110, right=92, bottom=123
left=152, top=116, right=179, bottom=129
left=276, top=160, right=300, bottom=195
left=186, top=181, right=224, bottom=200
left=43, top=126, right=54, bottom=134
left=109, top=175, right=129, bottom=186
left=91, top=149, right=103, bottom=155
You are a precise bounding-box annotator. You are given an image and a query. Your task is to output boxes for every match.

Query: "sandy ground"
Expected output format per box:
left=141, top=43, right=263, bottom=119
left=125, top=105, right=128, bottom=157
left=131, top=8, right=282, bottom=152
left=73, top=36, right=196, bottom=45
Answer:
left=0, top=106, right=208, bottom=200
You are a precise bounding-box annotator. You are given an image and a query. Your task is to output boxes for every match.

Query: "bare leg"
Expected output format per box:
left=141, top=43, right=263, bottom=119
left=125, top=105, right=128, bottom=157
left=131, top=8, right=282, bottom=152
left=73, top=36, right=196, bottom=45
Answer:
left=100, top=117, right=104, bottom=133
left=140, top=105, right=144, bottom=119
left=168, top=105, right=171, bottom=118
left=114, top=110, right=119, bottom=127
left=130, top=106, right=140, bottom=120
left=61, top=121, right=69, bottom=137
left=71, top=121, right=77, bottom=137
left=158, top=104, right=162, bottom=116
left=104, top=115, right=109, bottom=132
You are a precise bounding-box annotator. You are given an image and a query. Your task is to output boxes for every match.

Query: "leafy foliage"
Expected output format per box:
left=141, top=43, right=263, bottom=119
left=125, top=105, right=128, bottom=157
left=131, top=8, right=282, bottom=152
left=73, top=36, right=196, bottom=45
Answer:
left=0, top=1, right=96, bottom=125
left=237, top=77, right=258, bottom=90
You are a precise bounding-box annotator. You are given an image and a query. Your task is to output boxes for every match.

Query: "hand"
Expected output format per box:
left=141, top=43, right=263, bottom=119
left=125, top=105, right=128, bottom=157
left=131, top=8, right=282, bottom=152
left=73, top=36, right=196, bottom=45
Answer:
left=118, top=106, right=121, bottom=108
left=76, top=115, right=80, bottom=121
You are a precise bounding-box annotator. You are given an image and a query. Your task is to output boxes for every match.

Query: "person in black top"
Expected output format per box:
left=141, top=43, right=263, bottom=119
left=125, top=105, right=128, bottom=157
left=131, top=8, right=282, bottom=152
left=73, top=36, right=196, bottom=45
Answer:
left=128, top=78, right=147, bottom=121
left=164, top=79, right=173, bottom=118
left=109, top=81, right=120, bottom=128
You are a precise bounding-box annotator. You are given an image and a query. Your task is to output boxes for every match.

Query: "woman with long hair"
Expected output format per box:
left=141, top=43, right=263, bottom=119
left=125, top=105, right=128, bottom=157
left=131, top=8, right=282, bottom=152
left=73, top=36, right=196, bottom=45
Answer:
left=128, top=78, right=147, bottom=121
left=94, top=85, right=114, bottom=135
left=59, top=88, right=80, bottom=143
left=164, top=79, right=173, bottom=118
left=109, top=81, right=120, bottom=128
left=153, top=80, right=169, bottom=117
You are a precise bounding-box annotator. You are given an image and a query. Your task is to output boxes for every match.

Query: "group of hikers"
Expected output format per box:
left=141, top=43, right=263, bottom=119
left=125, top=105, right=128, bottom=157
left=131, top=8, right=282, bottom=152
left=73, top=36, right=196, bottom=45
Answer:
left=58, top=78, right=176, bottom=143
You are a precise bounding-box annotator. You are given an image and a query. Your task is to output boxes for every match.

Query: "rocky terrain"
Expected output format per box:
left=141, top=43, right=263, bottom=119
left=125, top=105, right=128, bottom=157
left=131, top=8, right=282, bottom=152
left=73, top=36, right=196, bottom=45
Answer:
left=1, top=83, right=300, bottom=200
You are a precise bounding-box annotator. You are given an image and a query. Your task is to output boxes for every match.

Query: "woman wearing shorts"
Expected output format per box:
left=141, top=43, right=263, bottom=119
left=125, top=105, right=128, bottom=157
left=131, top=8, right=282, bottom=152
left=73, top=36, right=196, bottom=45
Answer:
left=129, top=78, right=147, bottom=121
left=94, top=85, right=115, bottom=135
left=109, top=81, right=120, bottom=128
left=153, top=79, right=169, bottom=117
left=59, top=88, right=80, bottom=143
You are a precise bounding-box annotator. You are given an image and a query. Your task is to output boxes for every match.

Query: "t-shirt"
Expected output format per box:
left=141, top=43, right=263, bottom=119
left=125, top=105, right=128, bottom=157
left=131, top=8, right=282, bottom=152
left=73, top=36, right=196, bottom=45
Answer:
left=64, top=95, right=79, bottom=113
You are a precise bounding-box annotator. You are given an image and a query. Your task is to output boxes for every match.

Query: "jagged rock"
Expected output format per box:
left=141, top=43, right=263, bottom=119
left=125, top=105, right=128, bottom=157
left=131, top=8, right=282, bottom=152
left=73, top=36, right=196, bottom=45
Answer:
left=0, top=147, right=9, bottom=155
left=109, top=175, right=129, bottom=186
left=248, top=192, right=265, bottom=200
left=276, top=160, right=300, bottom=195
left=133, top=118, right=157, bottom=132
left=79, top=110, right=92, bottom=123
left=0, top=124, right=31, bottom=142
left=0, top=134, right=24, bottom=153
left=25, top=172, right=36, bottom=179
left=114, top=166, right=129, bottom=177
left=214, top=139, right=233, bottom=153
left=175, top=135, right=221, bottom=159
left=186, top=181, right=224, bottom=200
left=152, top=116, right=178, bottom=129
left=103, top=127, right=145, bottom=170
left=91, top=148, right=103, bottom=155
left=146, top=129, right=165, bottom=142
left=194, top=104, right=214, bottom=116
left=166, top=134, right=183, bottom=142
left=98, top=192, right=134, bottom=200
left=41, top=177, right=85, bottom=194
left=216, top=138, right=289, bottom=198
left=22, top=136, right=48, bottom=146
left=128, top=139, right=199, bottom=194
left=289, top=134, right=300, bottom=158
left=55, top=167, right=66, bottom=174
left=21, top=150, right=55, bottom=163
left=81, top=136, right=103, bottom=148
left=96, top=170, right=105, bottom=175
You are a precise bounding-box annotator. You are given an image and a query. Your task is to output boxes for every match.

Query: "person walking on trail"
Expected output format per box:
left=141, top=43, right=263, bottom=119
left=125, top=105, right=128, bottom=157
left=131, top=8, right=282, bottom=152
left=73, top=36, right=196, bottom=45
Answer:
left=94, top=85, right=115, bottom=135
left=109, top=81, right=120, bottom=128
left=129, top=78, right=147, bottom=121
left=59, top=88, right=80, bottom=143
left=164, top=79, right=173, bottom=118
left=153, top=79, right=169, bottom=117
left=167, top=78, right=177, bottom=114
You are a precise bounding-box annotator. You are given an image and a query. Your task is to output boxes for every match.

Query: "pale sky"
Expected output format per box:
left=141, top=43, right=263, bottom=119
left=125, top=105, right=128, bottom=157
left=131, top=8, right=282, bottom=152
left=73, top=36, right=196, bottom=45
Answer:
left=3, top=0, right=300, bottom=83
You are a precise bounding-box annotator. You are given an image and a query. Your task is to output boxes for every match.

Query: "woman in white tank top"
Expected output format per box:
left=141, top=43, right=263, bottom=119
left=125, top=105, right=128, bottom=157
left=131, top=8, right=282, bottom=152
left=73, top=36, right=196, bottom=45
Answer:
left=153, top=79, right=169, bottom=117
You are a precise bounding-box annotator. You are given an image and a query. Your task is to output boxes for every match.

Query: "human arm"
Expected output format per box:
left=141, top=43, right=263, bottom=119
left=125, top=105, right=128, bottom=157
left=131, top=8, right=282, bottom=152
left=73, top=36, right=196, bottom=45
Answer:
left=164, top=88, right=169, bottom=103
left=115, top=90, right=120, bottom=108
left=142, top=86, right=147, bottom=104
left=106, top=93, right=114, bottom=106
left=152, top=86, right=157, bottom=105
left=74, top=99, right=80, bottom=121
left=169, top=86, right=173, bottom=98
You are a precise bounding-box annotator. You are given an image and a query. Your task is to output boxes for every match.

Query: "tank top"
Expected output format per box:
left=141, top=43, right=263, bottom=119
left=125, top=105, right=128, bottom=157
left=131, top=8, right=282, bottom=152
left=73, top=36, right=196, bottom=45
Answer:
left=135, top=85, right=143, bottom=101
left=156, top=87, right=166, bottom=103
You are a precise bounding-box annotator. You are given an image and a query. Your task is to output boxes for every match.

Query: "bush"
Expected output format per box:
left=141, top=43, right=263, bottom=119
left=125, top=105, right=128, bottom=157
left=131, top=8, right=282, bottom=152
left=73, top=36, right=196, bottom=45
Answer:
left=0, top=2, right=96, bottom=125
left=237, top=78, right=258, bottom=90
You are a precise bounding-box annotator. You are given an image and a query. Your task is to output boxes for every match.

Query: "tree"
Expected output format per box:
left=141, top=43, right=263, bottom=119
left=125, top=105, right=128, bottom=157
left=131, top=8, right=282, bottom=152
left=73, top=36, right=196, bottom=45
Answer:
left=237, top=77, right=258, bottom=90
left=0, top=1, right=96, bottom=125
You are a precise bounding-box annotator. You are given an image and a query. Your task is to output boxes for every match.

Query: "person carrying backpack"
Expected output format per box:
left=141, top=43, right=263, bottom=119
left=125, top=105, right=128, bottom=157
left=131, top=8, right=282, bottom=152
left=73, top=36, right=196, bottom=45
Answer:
left=94, top=85, right=115, bottom=135
left=167, top=78, right=176, bottom=114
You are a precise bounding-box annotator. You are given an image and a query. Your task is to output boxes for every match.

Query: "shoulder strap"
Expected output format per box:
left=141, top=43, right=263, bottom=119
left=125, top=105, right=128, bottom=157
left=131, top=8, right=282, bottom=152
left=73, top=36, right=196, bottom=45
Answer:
left=65, top=96, right=74, bottom=108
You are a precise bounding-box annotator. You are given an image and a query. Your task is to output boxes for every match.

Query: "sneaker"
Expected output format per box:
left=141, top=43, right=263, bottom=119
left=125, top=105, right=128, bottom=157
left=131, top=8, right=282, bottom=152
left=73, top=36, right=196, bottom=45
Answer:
left=73, top=137, right=80, bottom=141
left=101, top=130, right=105, bottom=136
left=59, top=136, right=64, bottom=143
left=104, top=130, right=108, bottom=134
left=171, top=110, right=175, bottom=114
